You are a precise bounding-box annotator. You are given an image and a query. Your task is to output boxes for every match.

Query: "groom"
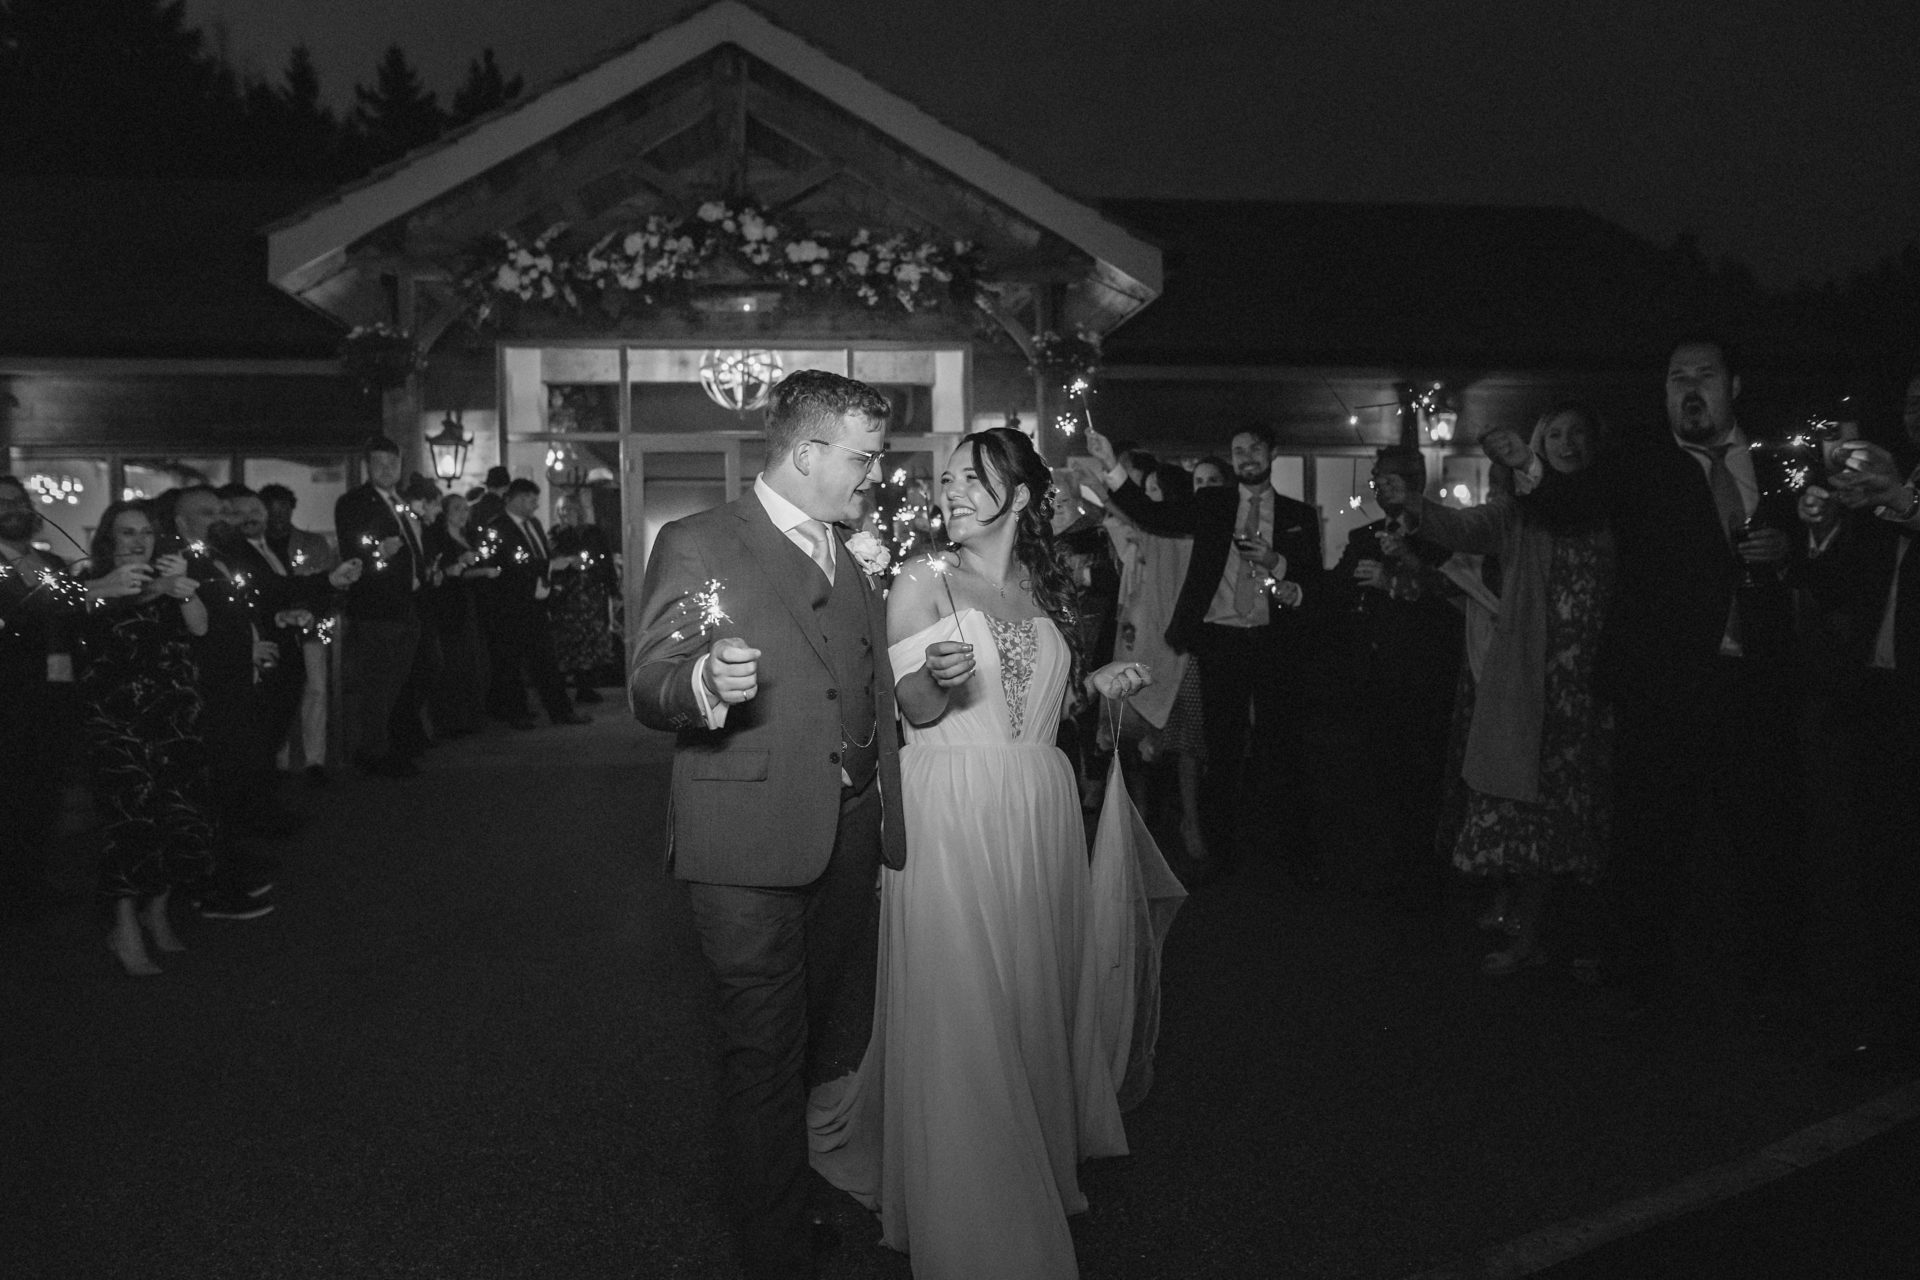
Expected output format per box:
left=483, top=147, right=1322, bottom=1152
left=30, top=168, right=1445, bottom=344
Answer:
left=629, top=369, right=907, bottom=1279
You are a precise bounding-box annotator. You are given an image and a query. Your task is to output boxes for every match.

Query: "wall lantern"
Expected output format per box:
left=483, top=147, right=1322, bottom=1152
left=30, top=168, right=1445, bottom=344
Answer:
left=699, top=349, right=784, bottom=414
left=426, top=412, right=473, bottom=485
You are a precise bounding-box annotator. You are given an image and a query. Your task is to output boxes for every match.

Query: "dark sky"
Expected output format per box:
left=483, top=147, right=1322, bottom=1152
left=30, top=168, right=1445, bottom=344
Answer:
left=187, top=0, right=1920, bottom=288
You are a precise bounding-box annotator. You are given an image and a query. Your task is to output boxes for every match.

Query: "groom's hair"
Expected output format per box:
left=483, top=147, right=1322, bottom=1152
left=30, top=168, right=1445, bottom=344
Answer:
left=765, top=370, right=892, bottom=460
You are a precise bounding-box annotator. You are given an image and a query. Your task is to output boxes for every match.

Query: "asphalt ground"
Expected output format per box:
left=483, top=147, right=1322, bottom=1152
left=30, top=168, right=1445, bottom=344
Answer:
left=6, top=701, right=1915, bottom=1279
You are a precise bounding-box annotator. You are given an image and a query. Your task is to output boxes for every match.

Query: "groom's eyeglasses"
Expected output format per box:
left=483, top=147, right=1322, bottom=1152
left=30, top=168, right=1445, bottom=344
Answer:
left=808, top=438, right=888, bottom=470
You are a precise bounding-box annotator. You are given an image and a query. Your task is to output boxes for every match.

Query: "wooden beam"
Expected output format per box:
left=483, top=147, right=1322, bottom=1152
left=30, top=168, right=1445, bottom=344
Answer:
left=743, top=81, right=1031, bottom=253
left=407, top=82, right=713, bottom=252
left=758, top=159, right=841, bottom=210
left=712, top=47, right=749, bottom=199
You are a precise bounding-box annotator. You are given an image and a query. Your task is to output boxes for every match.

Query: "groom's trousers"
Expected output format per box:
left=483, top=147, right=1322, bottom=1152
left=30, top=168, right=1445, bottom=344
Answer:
left=684, top=777, right=882, bottom=1280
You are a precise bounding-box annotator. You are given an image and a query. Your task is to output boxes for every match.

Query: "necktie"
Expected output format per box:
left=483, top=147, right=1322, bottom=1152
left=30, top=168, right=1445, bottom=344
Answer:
left=528, top=517, right=550, bottom=561
left=1231, top=488, right=1266, bottom=615
left=1705, top=444, right=1748, bottom=544
left=797, top=520, right=836, bottom=586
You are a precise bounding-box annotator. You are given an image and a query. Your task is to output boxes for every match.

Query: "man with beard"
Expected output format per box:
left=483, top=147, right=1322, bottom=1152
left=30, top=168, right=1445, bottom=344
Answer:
left=1506, top=335, right=1807, bottom=1011
left=1088, top=424, right=1324, bottom=882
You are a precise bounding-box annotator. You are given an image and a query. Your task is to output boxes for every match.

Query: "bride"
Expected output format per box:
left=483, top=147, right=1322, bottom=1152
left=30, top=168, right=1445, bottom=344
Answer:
left=810, top=427, right=1164, bottom=1279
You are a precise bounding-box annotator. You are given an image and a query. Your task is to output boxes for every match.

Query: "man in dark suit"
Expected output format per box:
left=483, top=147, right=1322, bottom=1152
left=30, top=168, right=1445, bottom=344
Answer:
left=1087, top=423, right=1325, bottom=880
left=217, top=485, right=354, bottom=794
left=629, top=370, right=907, bottom=1280
left=466, top=466, right=511, bottom=539
left=334, top=437, right=428, bottom=778
left=1508, top=335, right=1808, bottom=1005
left=1805, top=369, right=1920, bottom=1072
left=479, top=479, right=588, bottom=729
left=1329, top=447, right=1463, bottom=900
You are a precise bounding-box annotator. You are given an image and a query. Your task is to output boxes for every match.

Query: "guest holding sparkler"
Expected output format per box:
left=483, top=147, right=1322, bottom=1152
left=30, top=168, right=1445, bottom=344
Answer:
left=549, top=493, right=620, bottom=702
left=478, top=479, right=588, bottom=729
left=77, top=500, right=238, bottom=972
left=1398, top=405, right=1617, bottom=975
left=260, top=484, right=341, bottom=783
left=2, top=474, right=90, bottom=915
left=334, top=437, right=428, bottom=778
left=1087, top=423, right=1326, bottom=885
left=422, top=491, right=493, bottom=737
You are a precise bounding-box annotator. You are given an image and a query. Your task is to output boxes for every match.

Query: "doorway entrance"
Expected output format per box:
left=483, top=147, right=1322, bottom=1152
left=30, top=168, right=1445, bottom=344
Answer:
left=495, top=342, right=971, bottom=655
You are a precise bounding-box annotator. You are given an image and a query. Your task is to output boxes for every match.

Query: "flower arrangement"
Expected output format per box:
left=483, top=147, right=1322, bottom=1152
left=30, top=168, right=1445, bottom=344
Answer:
left=339, top=323, right=426, bottom=394
left=464, top=201, right=982, bottom=325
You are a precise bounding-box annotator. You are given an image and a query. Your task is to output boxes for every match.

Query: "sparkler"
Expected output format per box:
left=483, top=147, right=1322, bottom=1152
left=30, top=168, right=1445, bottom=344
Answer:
left=668, top=578, right=730, bottom=643
left=924, top=553, right=965, bottom=641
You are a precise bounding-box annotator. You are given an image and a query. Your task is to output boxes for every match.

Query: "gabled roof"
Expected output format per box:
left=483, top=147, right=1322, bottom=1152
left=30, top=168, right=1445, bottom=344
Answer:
left=1100, top=200, right=1699, bottom=371
left=267, top=0, right=1160, bottom=327
left=5, top=178, right=342, bottom=361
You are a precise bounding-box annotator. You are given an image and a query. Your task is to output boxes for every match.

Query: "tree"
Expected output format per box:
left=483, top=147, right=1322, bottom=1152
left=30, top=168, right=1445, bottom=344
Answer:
left=0, top=0, right=249, bottom=177
left=352, top=45, right=445, bottom=169
left=450, top=48, right=524, bottom=126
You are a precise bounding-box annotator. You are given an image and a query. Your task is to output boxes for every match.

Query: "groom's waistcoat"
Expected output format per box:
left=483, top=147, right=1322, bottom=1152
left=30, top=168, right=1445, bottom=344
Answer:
left=815, top=549, right=879, bottom=791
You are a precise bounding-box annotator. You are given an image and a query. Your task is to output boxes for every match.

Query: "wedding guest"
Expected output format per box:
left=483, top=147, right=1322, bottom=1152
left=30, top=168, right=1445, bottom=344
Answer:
left=172, top=487, right=293, bottom=914
left=79, top=502, right=260, bottom=974
left=389, top=474, right=447, bottom=757
left=1088, top=423, right=1325, bottom=883
left=479, top=479, right=588, bottom=728
left=422, top=491, right=492, bottom=736
left=260, top=484, right=339, bottom=780
left=1403, top=406, right=1617, bottom=973
left=1329, top=446, right=1463, bottom=901
left=1, top=475, right=83, bottom=915
left=335, top=437, right=427, bottom=778
left=1804, top=368, right=1920, bottom=1072
left=548, top=493, right=619, bottom=702
left=467, top=465, right=511, bottom=539
left=1103, top=462, right=1212, bottom=866
left=1513, top=335, right=1808, bottom=1008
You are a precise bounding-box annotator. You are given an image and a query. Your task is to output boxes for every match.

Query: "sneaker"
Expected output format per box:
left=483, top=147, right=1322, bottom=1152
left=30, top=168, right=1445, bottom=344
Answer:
left=197, top=889, right=276, bottom=921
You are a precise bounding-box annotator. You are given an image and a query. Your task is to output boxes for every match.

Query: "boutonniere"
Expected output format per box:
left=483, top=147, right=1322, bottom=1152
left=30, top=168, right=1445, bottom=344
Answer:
left=845, top=529, right=891, bottom=579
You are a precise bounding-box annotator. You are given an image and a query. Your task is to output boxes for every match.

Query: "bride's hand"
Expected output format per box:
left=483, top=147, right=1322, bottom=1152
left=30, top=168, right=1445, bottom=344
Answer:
left=924, top=639, right=975, bottom=688
left=1089, top=660, right=1152, bottom=700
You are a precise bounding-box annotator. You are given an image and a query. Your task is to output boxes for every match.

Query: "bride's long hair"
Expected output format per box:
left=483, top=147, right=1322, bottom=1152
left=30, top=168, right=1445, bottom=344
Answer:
left=945, top=428, right=1079, bottom=641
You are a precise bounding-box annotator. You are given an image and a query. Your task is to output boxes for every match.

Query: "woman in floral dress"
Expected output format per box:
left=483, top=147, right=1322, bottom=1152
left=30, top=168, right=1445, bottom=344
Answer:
left=1406, top=405, right=1616, bottom=974
left=79, top=500, right=216, bottom=976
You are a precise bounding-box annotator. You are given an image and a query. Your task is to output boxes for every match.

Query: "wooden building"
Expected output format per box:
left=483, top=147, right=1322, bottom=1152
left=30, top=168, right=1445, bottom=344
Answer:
left=6, top=0, right=1727, bottom=586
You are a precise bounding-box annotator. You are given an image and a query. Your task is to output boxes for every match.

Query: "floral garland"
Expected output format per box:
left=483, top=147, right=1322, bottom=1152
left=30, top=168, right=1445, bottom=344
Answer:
left=338, top=323, right=426, bottom=393
left=465, top=201, right=982, bottom=325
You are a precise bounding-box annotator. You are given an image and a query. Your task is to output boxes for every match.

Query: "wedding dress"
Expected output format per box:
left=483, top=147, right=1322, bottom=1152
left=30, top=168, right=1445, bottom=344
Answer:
left=811, top=607, right=1178, bottom=1280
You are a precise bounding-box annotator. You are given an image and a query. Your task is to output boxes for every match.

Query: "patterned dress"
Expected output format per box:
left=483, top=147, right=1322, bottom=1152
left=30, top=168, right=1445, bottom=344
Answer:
left=80, top=596, right=216, bottom=899
left=549, top=524, right=619, bottom=679
left=1451, top=528, right=1613, bottom=881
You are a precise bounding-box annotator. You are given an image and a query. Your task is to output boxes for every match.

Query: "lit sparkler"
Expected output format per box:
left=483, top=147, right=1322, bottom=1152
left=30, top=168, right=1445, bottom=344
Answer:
left=668, top=578, right=730, bottom=643
left=924, top=552, right=965, bottom=641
